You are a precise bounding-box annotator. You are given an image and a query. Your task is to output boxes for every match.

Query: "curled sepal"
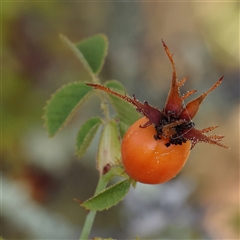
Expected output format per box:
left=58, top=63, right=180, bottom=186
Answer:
left=97, top=120, right=121, bottom=175
left=184, top=127, right=229, bottom=149
left=76, top=117, right=103, bottom=158
left=87, top=83, right=163, bottom=127
left=179, top=76, right=224, bottom=121
left=162, top=40, right=184, bottom=116
left=81, top=179, right=131, bottom=211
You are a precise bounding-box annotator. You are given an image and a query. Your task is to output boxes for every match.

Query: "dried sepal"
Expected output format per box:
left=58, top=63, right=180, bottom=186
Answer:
left=179, top=76, right=224, bottom=121
left=87, top=41, right=228, bottom=149
left=162, top=40, right=183, bottom=116
left=199, top=126, right=219, bottom=133
left=183, top=128, right=228, bottom=149
left=178, top=76, right=188, bottom=87
left=87, top=84, right=164, bottom=126
left=181, top=89, right=197, bottom=101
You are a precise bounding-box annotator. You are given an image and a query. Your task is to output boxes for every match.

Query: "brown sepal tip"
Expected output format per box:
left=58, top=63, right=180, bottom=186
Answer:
left=87, top=41, right=228, bottom=150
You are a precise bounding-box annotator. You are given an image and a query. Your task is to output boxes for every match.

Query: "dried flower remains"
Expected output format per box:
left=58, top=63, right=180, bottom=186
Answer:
left=87, top=40, right=228, bottom=149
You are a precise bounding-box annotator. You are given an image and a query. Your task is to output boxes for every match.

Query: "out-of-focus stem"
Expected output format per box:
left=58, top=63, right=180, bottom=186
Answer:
left=79, top=168, right=118, bottom=240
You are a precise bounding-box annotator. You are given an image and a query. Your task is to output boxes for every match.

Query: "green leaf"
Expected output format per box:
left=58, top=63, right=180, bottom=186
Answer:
left=43, top=82, right=93, bottom=137
left=76, top=117, right=103, bottom=158
left=60, top=34, right=108, bottom=75
left=76, top=34, right=108, bottom=74
left=81, top=179, right=131, bottom=211
left=97, top=120, right=121, bottom=175
left=104, top=80, right=140, bottom=136
left=60, top=34, right=92, bottom=74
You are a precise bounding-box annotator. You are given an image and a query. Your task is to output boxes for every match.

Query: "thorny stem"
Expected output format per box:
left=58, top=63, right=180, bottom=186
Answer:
left=79, top=168, right=119, bottom=240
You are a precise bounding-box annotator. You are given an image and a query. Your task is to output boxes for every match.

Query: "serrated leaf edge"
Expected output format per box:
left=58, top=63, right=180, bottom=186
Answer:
left=43, top=82, right=93, bottom=137
left=81, top=179, right=131, bottom=211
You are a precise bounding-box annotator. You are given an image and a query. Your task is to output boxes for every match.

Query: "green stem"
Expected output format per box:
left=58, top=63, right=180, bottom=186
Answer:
left=91, top=74, right=110, bottom=121
left=79, top=169, right=116, bottom=240
left=79, top=210, right=96, bottom=240
left=80, top=74, right=118, bottom=239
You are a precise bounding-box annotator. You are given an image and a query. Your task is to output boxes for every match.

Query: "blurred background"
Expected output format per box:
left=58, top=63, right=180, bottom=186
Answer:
left=2, top=1, right=239, bottom=239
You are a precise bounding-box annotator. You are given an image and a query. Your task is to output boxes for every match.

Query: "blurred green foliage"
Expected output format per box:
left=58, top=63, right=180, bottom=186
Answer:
left=2, top=1, right=239, bottom=239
